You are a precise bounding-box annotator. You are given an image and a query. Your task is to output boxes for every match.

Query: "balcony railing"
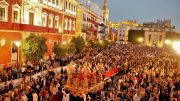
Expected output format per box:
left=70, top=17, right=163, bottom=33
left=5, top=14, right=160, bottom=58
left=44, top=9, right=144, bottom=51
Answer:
left=0, top=22, right=59, bottom=33
left=20, top=24, right=47, bottom=32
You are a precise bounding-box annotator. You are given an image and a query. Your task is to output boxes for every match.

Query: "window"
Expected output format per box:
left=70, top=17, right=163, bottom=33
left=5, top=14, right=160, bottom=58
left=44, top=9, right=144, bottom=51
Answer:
left=69, top=20, right=72, bottom=30
left=55, top=16, right=59, bottom=29
left=42, top=16, right=47, bottom=27
left=49, top=15, right=53, bottom=28
left=29, top=12, right=34, bottom=25
left=0, top=8, right=5, bottom=21
left=49, top=18, right=52, bottom=28
left=74, top=5, right=75, bottom=12
left=64, top=18, right=68, bottom=30
left=42, top=12, right=47, bottom=27
left=12, top=4, right=21, bottom=23
left=159, top=35, right=163, bottom=45
left=65, top=1, right=68, bottom=10
left=55, top=19, right=58, bottom=28
left=52, top=0, right=55, bottom=4
left=56, top=0, right=58, bottom=5
left=69, top=3, right=71, bottom=10
left=71, top=4, right=73, bottom=11
left=72, top=21, right=75, bottom=31
left=13, top=11, right=18, bottom=23
left=42, top=16, right=46, bottom=26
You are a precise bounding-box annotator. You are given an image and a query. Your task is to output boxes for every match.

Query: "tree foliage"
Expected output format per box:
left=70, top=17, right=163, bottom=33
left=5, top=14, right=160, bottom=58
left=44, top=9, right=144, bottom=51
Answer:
left=69, top=36, right=85, bottom=53
left=22, top=34, right=47, bottom=62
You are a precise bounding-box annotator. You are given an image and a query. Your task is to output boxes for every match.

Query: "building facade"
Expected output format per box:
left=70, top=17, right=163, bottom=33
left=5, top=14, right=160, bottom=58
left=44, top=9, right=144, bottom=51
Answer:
left=144, top=31, right=166, bottom=47
left=117, top=20, right=140, bottom=43
left=76, top=0, right=103, bottom=41
left=0, top=0, right=78, bottom=64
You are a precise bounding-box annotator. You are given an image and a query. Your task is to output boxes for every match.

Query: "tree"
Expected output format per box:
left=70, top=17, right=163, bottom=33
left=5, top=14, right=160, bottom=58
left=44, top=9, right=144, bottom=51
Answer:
left=22, top=34, right=47, bottom=62
left=70, top=36, right=85, bottom=53
left=53, top=43, right=64, bottom=59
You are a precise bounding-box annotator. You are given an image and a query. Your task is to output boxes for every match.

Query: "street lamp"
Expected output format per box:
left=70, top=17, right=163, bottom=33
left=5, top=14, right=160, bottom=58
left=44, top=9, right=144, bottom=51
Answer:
left=99, top=40, right=103, bottom=44
left=62, top=41, right=66, bottom=45
left=138, top=38, right=143, bottom=42
left=0, top=38, right=6, bottom=46
left=15, top=41, right=21, bottom=67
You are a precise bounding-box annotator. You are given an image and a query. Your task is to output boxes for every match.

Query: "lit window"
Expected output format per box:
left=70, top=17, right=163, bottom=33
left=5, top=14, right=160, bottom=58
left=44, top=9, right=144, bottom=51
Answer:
left=42, top=12, right=47, bottom=27
left=49, top=14, right=53, bottom=28
left=55, top=16, right=59, bottom=28
left=13, top=11, right=18, bottom=23
left=0, top=8, right=5, bottom=21
left=69, top=20, right=72, bottom=30
left=72, top=21, right=75, bottom=31
left=64, top=18, right=68, bottom=30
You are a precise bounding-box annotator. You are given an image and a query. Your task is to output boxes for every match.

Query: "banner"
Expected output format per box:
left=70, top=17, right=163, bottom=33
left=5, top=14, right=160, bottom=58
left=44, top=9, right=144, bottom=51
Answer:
left=104, top=67, right=120, bottom=78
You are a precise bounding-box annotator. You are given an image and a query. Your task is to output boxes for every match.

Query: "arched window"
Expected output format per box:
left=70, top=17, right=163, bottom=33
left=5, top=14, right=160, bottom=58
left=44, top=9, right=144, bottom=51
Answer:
left=48, top=14, right=54, bottom=28
left=55, top=16, right=59, bottom=28
left=72, top=20, right=75, bottom=31
left=42, top=12, right=47, bottom=27
left=69, top=19, right=72, bottom=30
left=64, top=18, right=68, bottom=30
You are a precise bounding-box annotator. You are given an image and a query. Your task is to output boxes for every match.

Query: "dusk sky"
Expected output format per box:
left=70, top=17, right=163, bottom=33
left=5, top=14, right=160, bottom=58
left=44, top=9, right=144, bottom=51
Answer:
left=91, top=0, right=180, bottom=32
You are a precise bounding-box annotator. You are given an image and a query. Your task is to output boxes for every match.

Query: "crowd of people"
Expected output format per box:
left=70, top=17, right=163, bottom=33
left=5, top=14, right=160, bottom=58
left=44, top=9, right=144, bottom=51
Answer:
left=0, top=43, right=179, bottom=101
left=82, top=44, right=180, bottom=101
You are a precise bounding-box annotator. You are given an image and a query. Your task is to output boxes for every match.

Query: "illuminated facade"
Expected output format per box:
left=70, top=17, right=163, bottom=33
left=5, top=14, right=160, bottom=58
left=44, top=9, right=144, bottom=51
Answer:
left=144, top=32, right=166, bottom=47
left=118, top=20, right=140, bottom=43
left=76, top=0, right=100, bottom=41
left=0, top=0, right=78, bottom=64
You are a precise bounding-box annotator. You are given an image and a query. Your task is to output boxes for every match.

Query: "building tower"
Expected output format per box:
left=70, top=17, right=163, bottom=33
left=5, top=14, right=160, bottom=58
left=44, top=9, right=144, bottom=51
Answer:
left=103, top=0, right=109, bottom=23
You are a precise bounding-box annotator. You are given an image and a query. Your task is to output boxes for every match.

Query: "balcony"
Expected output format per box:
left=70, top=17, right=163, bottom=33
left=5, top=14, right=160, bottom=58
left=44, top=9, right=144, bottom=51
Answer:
left=20, top=24, right=59, bottom=33
left=20, top=24, right=47, bottom=32
left=0, top=21, right=59, bottom=33
left=64, top=30, right=75, bottom=34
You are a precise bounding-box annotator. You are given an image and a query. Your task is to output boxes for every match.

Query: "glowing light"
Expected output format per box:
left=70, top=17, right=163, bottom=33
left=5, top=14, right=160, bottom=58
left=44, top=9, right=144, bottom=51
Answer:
left=15, top=41, right=21, bottom=47
left=177, top=50, right=180, bottom=55
left=172, top=41, right=180, bottom=55
left=165, top=40, right=171, bottom=45
left=0, top=38, right=6, bottom=46
left=138, top=38, right=143, bottom=42
left=99, top=40, right=103, bottom=44
left=172, top=42, right=180, bottom=50
left=62, top=41, right=66, bottom=45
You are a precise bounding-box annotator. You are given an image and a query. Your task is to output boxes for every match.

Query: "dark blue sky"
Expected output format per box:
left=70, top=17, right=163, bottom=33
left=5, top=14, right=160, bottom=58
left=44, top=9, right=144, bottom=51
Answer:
left=91, top=0, right=180, bottom=32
